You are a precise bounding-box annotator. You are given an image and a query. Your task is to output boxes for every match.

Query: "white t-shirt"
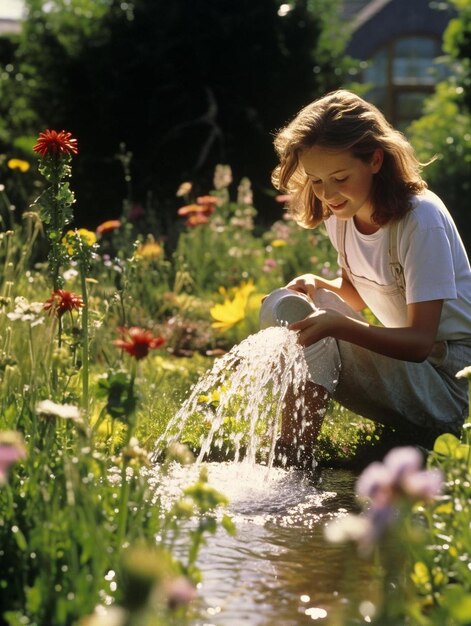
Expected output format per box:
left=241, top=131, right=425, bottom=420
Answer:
left=324, top=190, right=471, bottom=341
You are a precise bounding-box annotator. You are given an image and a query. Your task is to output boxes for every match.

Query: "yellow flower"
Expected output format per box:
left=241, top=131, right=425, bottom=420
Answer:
left=7, top=158, right=30, bottom=172
left=135, top=241, right=162, bottom=259
left=63, top=228, right=97, bottom=254
left=210, top=280, right=255, bottom=331
left=271, top=239, right=287, bottom=247
left=78, top=228, right=97, bottom=246
left=198, top=388, right=224, bottom=405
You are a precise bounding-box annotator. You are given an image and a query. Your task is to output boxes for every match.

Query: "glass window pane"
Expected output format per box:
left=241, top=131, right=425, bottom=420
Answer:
left=363, top=48, right=388, bottom=87
left=396, top=91, right=428, bottom=130
left=393, top=37, right=440, bottom=85
left=366, top=87, right=389, bottom=115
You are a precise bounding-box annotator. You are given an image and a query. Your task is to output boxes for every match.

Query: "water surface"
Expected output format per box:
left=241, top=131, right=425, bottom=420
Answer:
left=160, top=462, right=374, bottom=626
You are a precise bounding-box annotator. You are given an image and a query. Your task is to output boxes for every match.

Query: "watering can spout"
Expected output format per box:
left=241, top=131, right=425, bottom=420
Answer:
left=259, top=288, right=316, bottom=329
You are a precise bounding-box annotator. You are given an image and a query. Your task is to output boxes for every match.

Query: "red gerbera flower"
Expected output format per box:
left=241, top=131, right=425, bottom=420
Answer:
left=33, top=130, right=78, bottom=157
left=113, top=327, right=165, bottom=360
left=43, top=290, right=84, bottom=318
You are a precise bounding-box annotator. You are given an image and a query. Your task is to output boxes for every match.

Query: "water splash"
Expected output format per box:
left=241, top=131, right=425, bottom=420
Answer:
left=152, top=326, right=311, bottom=467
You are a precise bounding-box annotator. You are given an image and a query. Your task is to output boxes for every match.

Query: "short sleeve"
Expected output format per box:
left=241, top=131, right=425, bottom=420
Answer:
left=402, top=224, right=457, bottom=304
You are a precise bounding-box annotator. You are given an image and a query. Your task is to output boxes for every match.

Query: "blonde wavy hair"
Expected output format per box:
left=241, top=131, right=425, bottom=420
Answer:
left=272, top=89, right=427, bottom=228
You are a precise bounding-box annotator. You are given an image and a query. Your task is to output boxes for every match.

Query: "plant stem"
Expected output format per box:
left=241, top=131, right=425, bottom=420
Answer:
left=80, top=265, right=89, bottom=419
left=115, top=363, right=137, bottom=551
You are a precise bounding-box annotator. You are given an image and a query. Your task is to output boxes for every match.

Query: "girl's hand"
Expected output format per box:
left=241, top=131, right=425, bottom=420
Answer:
left=285, top=273, right=317, bottom=300
left=289, top=309, right=344, bottom=347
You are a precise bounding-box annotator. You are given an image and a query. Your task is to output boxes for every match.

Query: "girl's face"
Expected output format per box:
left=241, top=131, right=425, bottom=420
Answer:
left=299, top=145, right=383, bottom=229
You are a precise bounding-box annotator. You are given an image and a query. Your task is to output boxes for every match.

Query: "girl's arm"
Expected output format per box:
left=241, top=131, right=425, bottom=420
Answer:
left=290, top=299, right=444, bottom=362
left=286, top=269, right=366, bottom=311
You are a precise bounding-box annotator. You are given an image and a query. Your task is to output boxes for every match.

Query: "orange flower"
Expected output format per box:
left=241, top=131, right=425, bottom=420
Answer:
left=177, top=204, right=201, bottom=216
left=33, top=130, right=78, bottom=157
left=43, top=290, right=84, bottom=317
left=197, top=195, right=218, bottom=216
left=178, top=196, right=218, bottom=218
left=187, top=213, right=209, bottom=227
left=196, top=195, right=219, bottom=206
left=113, top=327, right=165, bottom=360
left=96, top=219, right=122, bottom=235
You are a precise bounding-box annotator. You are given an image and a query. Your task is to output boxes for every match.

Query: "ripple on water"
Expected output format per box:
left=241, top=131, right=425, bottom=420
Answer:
left=145, top=322, right=366, bottom=624
left=145, top=461, right=364, bottom=626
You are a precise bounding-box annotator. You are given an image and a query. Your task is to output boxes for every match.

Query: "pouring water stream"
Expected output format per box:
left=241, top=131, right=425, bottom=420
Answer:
left=148, top=293, right=367, bottom=625
left=152, top=325, right=311, bottom=468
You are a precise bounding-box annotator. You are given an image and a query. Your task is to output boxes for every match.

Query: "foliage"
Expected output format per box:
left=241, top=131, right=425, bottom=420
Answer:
left=0, top=148, right=242, bottom=626
left=408, top=0, right=471, bottom=251
left=0, top=0, right=353, bottom=227
left=324, top=434, right=471, bottom=626
left=1, top=134, right=470, bottom=625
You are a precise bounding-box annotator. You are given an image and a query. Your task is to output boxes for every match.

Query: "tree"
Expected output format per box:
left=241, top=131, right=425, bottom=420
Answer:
left=408, top=0, right=471, bottom=251
left=0, top=0, right=352, bottom=229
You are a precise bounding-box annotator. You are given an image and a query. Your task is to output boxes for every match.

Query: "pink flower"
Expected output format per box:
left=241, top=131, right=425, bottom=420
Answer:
left=383, top=446, right=423, bottom=482
left=402, top=468, right=443, bottom=501
left=0, top=431, right=27, bottom=485
left=356, top=461, right=394, bottom=505
left=356, top=446, right=443, bottom=507
left=165, top=576, right=197, bottom=609
left=262, top=258, right=278, bottom=273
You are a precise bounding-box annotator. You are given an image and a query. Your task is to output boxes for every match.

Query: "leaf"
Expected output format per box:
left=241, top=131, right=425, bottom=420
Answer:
left=221, top=514, right=237, bottom=537
left=433, top=433, right=460, bottom=458
left=25, top=580, right=42, bottom=612
left=434, top=501, right=453, bottom=515
left=441, top=586, right=471, bottom=624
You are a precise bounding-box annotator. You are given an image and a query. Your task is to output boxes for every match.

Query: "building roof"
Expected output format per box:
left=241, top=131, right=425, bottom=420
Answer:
left=341, top=0, right=372, bottom=20
left=351, top=0, right=393, bottom=30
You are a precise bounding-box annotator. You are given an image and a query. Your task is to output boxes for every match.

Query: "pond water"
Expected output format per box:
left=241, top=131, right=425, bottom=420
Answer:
left=159, top=461, right=376, bottom=626
left=153, top=326, right=377, bottom=624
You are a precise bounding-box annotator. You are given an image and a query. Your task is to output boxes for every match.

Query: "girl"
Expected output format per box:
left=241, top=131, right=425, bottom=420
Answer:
left=271, top=89, right=471, bottom=469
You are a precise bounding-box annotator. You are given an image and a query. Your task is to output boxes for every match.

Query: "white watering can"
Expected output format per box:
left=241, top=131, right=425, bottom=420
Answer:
left=259, top=287, right=316, bottom=329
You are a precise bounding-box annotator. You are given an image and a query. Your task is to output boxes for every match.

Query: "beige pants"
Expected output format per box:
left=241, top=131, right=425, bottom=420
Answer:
left=303, top=290, right=470, bottom=447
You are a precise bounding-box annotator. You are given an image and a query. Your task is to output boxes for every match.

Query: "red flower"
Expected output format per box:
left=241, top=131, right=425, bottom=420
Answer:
left=113, top=327, right=165, bottom=360
left=33, top=130, right=78, bottom=157
left=43, top=290, right=84, bottom=317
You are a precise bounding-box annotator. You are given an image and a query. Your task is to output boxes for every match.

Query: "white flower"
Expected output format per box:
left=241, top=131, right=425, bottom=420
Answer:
left=213, top=164, right=232, bottom=190
left=63, top=268, right=79, bottom=281
left=324, top=513, right=372, bottom=544
left=7, top=296, right=45, bottom=326
left=456, top=365, right=471, bottom=379
left=36, top=400, right=82, bottom=423
left=81, top=606, right=128, bottom=626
